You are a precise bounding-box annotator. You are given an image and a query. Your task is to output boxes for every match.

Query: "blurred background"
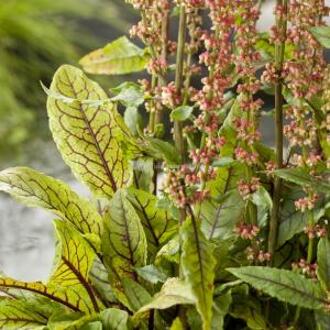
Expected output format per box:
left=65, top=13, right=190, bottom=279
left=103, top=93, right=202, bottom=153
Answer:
left=0, top=0, right=320, bottom=280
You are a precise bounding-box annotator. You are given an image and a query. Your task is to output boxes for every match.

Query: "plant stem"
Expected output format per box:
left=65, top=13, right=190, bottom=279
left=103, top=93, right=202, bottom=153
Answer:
left=174, top=4, right=187, bottom=162
left=268, top=0, right=288, bottom=265
left=155, top=10, right=169, bottom=127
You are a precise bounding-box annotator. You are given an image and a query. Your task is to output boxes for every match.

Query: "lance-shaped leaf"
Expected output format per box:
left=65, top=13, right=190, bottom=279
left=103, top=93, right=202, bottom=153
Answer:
left=181, top=218, right=216, bottom=330
left=227, top=266, right=328, bottom=310
left=0, top=299, right=47, bottom=329
left=317, top=238, right=330, bottom=292
left=79, top=36, right=150, bottom=75
left=127, top=188, right=177, bottom=258
left=49, top=220, right=102, bottom=314
left=137, top=278, right=195, bottom=314
left=0, top=167, right=102, bottom=235
left=200, top=190, right=244, bottom=241
left=47, top=65, right=137, bottom=198
left=102, top=189, right=147, bottom=289
left=274, top=168, right=330, bottom=194
left=0, top=277, right=89, bottom=313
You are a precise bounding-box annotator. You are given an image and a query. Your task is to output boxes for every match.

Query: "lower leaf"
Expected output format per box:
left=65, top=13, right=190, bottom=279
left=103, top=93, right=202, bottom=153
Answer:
left=227, top=266, right=328, bottom=310
left=181, top=217, right=216, bottom=330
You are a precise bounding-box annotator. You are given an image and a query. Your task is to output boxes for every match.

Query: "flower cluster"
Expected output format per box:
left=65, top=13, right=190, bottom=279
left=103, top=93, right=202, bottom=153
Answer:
left=235, top=223, right=260, bottom=240
left=128, top=0, right=171, bottom=134
left=263, top=1, right=327, bottom=171
left=163, top=165, right=210, bottom=208
left=292, top=259, right=318, bottom=279
left=304, top=224, right=327, bottom=239
left=237, top=177, right=260, bottom=200
left=246, top=246, right=271, bottom=264
left=294, top=192, right=319, bottom=212
left=231, top=2, right=263, bottom=173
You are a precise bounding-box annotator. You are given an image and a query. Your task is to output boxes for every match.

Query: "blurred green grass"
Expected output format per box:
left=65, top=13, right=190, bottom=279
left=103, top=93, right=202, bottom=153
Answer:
left=0, top=0, right=135, bottom=153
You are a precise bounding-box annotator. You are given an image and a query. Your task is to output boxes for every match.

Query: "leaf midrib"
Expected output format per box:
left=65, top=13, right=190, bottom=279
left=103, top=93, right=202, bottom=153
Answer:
left=236, top=270, right=328, bottom=306
left=63, top=69, right=117, bottom=193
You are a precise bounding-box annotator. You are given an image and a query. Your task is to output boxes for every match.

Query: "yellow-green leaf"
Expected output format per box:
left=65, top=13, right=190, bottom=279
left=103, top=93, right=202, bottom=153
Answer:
left=181, top=218, right=216, bottom=330
left=47, top=64, right=136, bottom=198
left=49, top=220, right=103, bottom=314
left=0, top=167, right=101, bottom=235
left=0, top=277, right=87, bottom=313
left=0, top=299, right=47, bottom=329
left=102, top=189, right=147, bottom=292
left=137, top=278, right=195, bottom=314
left=127, top=188, right=177, bottom=259
left=79, top=36, right=150, bottom=75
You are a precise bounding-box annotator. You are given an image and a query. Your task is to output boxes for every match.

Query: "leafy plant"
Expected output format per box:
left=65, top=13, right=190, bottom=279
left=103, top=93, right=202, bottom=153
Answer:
left=0, top=0, right=329, bottom=329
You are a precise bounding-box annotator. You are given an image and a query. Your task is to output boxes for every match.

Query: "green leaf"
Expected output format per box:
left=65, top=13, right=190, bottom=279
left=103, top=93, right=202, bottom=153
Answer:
left=89, top=258, right=117, bottom=305
left=0, top=167, right=102, bottom=235
left=0, top=299, right=47, bottom=329
left=310, top=26, right=330, bottom=48
left=170, top=106, right=194, bottom=121
left=110, top=82, right=144, bottom=108
left=227, top=266, right=328, bottom=310
left=200, top=190, right=244, bottom=241
left=135, top=265, right=168, bottom=284
left=79, top=36, right=150, bottom=75
left=274, top=168, right=330, bottom=194
left=127, top=188, right=177, bottom=258
left=212, top=157, right=236, bottom=168
left=132, top=157, right=154, bottom=192
left=155, top=235, right=180, bottom=265
left=277, top=188, right=326, bottom=247
left=317, top=238, right=330, bottom=291
left=211, top=292, right=232, bottom=330
left=102, top=189, right=147, bottom=291
left=143, top=137, right=180, bottom=165
left=122, top=278, right=151, bottom=312
left=124, top=106, right=143, bottom=136
left=47, top=64, right=137, bottom=198
left=181, top=218, right=216, bottom=330
left=49, top=220, right=103, bottom=313
left=252, top=187, right=273, bottom=227
left=100, top=308, right=129, bottom=330
left=137, top=278, right=195, bottom=314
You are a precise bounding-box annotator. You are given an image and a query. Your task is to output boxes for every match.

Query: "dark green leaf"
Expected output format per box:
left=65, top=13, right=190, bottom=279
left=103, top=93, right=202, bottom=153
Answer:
left=274, top=168, right=330, bottom=194
left=317, top=238, right=330, bottom=291
left=228, top=266, right=328, bottom=310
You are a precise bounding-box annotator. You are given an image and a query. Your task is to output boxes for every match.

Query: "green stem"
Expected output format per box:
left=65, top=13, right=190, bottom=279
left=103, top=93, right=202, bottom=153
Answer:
left=268, top=0, right=288, bottom=265
left=155, top=10, right=169, bottom=127
left=174, top=5, right=187, bottom=162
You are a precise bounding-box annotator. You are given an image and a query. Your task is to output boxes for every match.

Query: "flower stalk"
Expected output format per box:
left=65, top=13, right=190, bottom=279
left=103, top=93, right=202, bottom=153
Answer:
left=174, top=4, right=187, bottom=162
left=268, top=0, right=288, bottom=264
